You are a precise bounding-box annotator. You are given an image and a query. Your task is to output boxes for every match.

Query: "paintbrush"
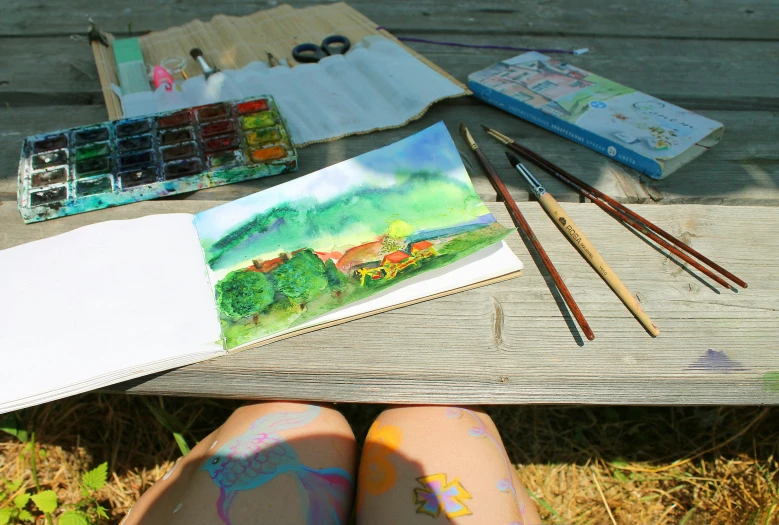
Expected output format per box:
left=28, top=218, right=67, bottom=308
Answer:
left=460, top=124, right=594, bottom=341
left=506, top=152, right=660, bottom=337
left=190, top=48, right=220, bottom=79
left=482, top=125, right=747, bottom=290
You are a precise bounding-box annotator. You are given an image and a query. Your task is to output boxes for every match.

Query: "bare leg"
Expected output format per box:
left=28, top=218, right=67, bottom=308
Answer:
left=125, top=402, right=357, bottom=525
left=356, top=406, right=541, bottom=525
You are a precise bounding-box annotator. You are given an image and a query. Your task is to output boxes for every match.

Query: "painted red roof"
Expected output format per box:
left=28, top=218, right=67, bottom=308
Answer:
left=336, top=240, right=383, bottom=270
left=411, top=240, right=433, bottom=251
left=382, top=250, right=410, bottom=264
left=253, top=257, right=284, bottom=273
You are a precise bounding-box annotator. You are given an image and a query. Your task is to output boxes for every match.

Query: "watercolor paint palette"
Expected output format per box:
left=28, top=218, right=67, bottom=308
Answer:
left=17, top=96, right=297, bottom=223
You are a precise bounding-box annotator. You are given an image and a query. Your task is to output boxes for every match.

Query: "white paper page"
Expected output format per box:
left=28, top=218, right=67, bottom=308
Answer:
left=0, top=214, right=223, bottom=413
left=235, top=241, right=522, bottom=349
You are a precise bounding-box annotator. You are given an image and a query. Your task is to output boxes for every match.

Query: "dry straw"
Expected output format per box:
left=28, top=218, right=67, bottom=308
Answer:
left=1, top=396, right=777, bottom=524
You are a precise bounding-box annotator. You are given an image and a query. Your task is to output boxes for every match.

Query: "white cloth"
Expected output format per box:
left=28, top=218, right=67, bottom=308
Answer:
left=117, top=36, right=466, bottom=146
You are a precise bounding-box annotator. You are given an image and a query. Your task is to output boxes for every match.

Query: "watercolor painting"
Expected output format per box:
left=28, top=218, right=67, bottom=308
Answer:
left=194, top=122, right=512, bottom=349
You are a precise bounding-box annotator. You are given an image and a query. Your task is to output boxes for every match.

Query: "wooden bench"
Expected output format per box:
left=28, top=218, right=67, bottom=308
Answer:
left=1, top=0, right=777, bottom=404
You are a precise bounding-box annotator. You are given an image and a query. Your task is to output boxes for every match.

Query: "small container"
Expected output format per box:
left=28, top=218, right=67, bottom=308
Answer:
left=118, top=150, right=154, bottom=171
left=31, top=150, right=67, bottom=170
left=74, top=142, right=111, bottom=161
left=32, top=134, right=68, bottom=153
left=119, top=167, right=158, bottom=189
left=204, top=135, right=240, bottom=154
left=75, top=157, right=111, bottom=178
left=245, top=127, right=281, bottom=147
left=236, top=99, right=269, bottom=115
left=31, top=167, right=68, bottom=187
left=73, top=126, right=110, bottom=145
left=201, top=120, right=236, bottom=138
left=240, top=112, right=276, bottom=130
left=197, top=103, right=230, bottom=122
left=30, top=185, right=68, bottom=206
left=164, top=158, right=203, bottom=179
left=115, top=118, right=153, bottom=138
left=76, top=175, right=113, bottom=197
left=157, top=111, right=192, bottom=129
left=249, top=145, right=286, bottom=163
left=160, top=128, right=194, bottom=145
left=117, top=135, right=153, bottom=153
left=208, top=150, right=242, bottom=169
left=161, top=142, right=198, bottom=162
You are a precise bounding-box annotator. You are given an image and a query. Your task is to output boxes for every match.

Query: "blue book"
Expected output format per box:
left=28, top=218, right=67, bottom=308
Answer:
left=468, top=52, right=724, bottom=179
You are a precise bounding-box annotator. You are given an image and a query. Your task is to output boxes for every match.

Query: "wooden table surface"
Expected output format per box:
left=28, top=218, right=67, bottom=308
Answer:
left=1, top=0, right=777, bottom=405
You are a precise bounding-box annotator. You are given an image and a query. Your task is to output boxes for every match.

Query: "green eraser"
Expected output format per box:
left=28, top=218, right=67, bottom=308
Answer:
left=113, top=38, right=144, bottom=64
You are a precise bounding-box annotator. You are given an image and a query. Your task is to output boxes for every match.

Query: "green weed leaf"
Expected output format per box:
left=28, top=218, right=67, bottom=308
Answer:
left=13, top=492, right=31, bottom=509
left=613, top=470, right=629, bottom=483
left=58, top=511, right=89, bottom=525
left=96, top=505, right=109, bottom=520
left=0, top=509, right=12, bottom=525
left=30, top=490, right=58, bottom=513
left=81, top=463, right=108, bottom=492
left=7, top=480, right=23, bottom=492
left=0, top=414, right=28, bottom=443
left=0, top=492, right=6, bottom=501
left=17, top=509, right=33, bottom=522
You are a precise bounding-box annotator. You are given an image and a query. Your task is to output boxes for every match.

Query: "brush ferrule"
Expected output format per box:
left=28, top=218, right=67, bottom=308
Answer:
left=486, top=128, right=511, bottom=145
left=459, top=124, right=479, bottom=151
left=517, top=163, right=546, bottom=198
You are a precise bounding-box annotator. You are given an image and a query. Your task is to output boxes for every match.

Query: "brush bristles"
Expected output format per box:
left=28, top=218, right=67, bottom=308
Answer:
left=505, top=152, right=521, bottom=166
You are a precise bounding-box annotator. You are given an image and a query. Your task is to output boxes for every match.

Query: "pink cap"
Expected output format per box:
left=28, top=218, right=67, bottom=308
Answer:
left=153, top=65, right=175, bottom=92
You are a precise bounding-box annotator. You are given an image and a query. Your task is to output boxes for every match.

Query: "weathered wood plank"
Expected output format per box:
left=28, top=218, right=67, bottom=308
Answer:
left=90, top=202, right=776, bottom=405
left=3, top=35, right=778, bottom=111
left=501, top=108, right=779, bottom=206
left=2, top=0, right=777, bottom=40
left=2, top=200, right=776, bottom=404
left=2, top=103, right=777, bottom=209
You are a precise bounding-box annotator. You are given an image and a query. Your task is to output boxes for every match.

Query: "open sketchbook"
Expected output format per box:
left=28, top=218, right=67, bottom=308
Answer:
left=0, top=123, right=523, bottom=414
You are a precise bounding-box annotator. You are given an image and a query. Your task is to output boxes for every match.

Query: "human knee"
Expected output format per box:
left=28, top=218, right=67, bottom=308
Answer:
left=227, top=401, right=355, bottom=439
left=371, top=405, right=498, bottom=437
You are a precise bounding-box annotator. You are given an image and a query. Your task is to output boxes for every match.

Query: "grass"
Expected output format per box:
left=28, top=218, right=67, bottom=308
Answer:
left=1, top=396, right=778, bottom=524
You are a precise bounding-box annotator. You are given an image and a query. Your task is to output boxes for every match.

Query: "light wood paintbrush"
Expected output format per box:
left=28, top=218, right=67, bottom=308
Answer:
left=506, top=152, right=660, bottom=337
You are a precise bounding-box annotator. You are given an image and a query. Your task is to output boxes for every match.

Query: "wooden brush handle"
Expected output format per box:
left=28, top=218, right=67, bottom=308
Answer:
left=538, top=193, right=660, bottom=337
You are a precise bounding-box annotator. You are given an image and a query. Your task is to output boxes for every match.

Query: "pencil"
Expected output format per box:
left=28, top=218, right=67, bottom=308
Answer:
left=459, top=124, right=595, bottom=341
left=482, top=125, right=747, bottom=290
left=506, top=152, right=660, bottom=337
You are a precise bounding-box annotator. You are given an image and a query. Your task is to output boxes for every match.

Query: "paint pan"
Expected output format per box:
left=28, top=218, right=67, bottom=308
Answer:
left=17, top=96, right=297, bottom=223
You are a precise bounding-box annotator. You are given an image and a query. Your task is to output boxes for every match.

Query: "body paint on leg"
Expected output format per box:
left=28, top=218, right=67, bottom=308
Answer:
left=414, top=473, right=473, bottom=518
left=356, top=420, right=403, bottom=514
left=446, top=408, right=526, bottom=525
left=201, top=405, right=353, bottom=525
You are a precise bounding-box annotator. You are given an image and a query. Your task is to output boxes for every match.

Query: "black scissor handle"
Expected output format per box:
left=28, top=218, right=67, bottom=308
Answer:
left=321, top=35, right=351, bottom=56
left=292, top=42, right=327, bottom=64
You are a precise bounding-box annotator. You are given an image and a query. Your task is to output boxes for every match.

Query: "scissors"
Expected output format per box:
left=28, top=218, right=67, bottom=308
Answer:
left=292, top=35, right=351, bottom=64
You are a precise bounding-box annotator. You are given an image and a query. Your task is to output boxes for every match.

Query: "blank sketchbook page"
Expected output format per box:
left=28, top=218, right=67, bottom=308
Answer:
left=0, top=214, right=223, bottom=413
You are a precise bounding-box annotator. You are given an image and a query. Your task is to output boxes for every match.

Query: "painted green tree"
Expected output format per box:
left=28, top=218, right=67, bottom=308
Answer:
left=272, top=249, right=329, bottom=305
left=216, top=270, right=276, bottom=320
left=324, top=259, right=347, bottom=291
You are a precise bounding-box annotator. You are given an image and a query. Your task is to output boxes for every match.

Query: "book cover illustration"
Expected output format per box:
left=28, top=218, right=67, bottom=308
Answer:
left=194, top=122, right=512, bottom=349
left=469, top=52, right=724, bottom=175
